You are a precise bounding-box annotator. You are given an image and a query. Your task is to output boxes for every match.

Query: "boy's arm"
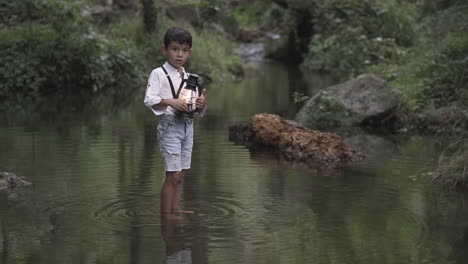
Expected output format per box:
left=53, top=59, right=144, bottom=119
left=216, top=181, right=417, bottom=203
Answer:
left=144, top=69, right=164, bottom=112
left=144, top=69, right=188, bottom=113
left=153, top=99, right=189, bottom=112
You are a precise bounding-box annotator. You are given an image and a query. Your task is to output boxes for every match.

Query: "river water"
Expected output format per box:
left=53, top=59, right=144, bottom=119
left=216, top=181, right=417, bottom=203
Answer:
left=1, top=60, right=468, bottom=264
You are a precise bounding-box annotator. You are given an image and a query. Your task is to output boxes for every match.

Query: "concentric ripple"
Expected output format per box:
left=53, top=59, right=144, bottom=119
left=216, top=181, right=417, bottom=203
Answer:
left=94, top=196, right=160, bottom=232
left=193, top=196, right=245, bottom=223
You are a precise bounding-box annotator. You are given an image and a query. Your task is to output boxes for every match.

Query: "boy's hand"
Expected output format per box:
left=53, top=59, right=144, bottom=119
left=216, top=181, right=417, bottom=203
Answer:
left=195, top=89, right=207, bottom=109
left=166, top=99, right=189, bottom=112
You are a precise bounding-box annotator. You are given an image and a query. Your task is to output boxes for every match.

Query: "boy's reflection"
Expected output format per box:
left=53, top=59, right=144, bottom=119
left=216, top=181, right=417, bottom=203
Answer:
left=161, top=217, right=192, bottom=264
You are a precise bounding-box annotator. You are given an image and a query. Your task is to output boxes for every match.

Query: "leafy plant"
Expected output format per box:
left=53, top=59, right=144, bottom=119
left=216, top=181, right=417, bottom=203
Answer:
left=417, top=37, right=468, bottom=107
left=0, top=0, right=141, bottom=110
left=302, top=0, right=415, bottom=72
left=292, top=92, right=310, bottom=104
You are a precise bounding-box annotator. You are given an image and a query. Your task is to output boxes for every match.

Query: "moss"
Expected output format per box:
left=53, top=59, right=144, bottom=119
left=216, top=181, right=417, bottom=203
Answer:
left=296, top=94, right=352, bottom=130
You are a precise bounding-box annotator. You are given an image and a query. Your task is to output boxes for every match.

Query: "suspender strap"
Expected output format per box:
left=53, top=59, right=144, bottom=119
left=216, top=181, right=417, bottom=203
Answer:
left=161, top=66, right=185, bottom=99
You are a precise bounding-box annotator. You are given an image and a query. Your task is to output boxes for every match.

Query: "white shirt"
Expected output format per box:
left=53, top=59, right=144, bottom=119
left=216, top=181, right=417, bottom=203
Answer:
left=144, top=62, right=187, bottom=116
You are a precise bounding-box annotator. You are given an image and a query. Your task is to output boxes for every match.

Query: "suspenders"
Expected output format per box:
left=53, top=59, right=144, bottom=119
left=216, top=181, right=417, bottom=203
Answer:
left=161, top=66, right=185, bottom=99
left=161, top=66, right=202, bottom=98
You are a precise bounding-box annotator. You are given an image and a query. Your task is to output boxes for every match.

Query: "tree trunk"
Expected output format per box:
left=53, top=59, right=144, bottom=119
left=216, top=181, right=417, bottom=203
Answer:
left=141, top=0, right=156, bottom=33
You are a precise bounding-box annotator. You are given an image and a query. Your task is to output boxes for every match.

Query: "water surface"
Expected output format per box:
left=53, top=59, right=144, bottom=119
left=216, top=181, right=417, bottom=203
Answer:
left=1, top=61, right=468, bottom=264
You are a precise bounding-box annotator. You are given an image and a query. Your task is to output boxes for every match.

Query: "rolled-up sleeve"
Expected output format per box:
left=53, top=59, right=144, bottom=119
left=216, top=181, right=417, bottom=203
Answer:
left=144, top=69, right=166, bottom=115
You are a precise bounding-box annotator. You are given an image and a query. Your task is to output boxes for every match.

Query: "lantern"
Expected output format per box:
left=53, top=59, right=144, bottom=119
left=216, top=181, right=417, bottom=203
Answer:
left=178, top=74, right=200, bottom=117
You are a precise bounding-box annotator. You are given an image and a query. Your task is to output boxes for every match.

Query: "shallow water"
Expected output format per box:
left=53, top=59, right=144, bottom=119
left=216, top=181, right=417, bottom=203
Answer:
left=1, top=61, right=468, bottom=264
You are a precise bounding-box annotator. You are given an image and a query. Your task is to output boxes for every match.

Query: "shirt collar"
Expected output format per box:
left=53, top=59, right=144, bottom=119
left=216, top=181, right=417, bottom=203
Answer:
left=163, top=61, right=186, bottom=76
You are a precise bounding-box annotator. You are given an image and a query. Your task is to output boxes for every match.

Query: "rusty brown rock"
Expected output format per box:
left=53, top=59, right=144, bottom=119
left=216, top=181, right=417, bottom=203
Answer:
left=229, top=113, right=365, bottom=165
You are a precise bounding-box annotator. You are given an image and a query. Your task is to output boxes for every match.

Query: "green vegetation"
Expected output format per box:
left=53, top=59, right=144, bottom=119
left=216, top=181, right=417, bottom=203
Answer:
left=434, top=138, right=468, bottom=190
left=0, top=0, right=141, bottom=112
left=296, top=94, right=352, bottom=130
left=0, top=0, right=241, bottom=113
left=99, top=14, right=239, bottom=82
left=384, top=3, right=468, bottom=189
left=227, top=0, right=466, bottom=188
left=231, top=0, right=285, bottom=30
left=386, top=1, right=468, bottom=133
left=269, top=0, right=467, bottom=131
left=256, top=0, right=466, bottom=188
left=302, top=0, right=414, bottom=72
left=295, top=0, right=468, bottom=133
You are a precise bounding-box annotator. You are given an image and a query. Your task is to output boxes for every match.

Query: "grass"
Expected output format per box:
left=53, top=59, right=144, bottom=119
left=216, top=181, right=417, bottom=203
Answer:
left=433, top=138, right=468, bottom=190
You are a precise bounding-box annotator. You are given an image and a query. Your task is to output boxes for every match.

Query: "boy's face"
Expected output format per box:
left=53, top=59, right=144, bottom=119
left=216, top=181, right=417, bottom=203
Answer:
left=162, top=41, right=191, bottom=69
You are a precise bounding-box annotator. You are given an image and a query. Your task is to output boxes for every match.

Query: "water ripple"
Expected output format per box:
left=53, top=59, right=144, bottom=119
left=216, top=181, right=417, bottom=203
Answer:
left=94, top=197, right=160, bottom=232
left=190, top=196, right=245, bottom=224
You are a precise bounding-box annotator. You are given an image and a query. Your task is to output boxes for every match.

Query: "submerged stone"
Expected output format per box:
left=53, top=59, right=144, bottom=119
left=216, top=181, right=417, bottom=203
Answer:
left=0, top=172, right=32, bottom=191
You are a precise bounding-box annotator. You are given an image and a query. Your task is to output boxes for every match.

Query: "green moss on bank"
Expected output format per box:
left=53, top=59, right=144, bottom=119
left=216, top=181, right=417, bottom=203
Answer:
left=296, top=94, right=352, bottom=130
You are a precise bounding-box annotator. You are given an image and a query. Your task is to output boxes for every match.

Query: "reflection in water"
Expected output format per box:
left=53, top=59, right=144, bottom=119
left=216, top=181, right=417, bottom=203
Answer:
left=162, top=218, right=192, bottom=264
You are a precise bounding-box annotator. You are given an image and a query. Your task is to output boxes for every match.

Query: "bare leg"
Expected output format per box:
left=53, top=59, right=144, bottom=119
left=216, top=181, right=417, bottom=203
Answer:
left=161, top=171, right=178, bottom=216
left=172, top=170, right=195, bottom=214
left=161, top=170, right=194, bottom=218
left=171, top=170, right=184, bottom=213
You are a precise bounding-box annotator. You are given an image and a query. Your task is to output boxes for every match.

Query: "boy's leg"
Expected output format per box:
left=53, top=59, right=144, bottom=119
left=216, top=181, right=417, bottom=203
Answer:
left=161, top=170, right=189, bottom=215
left=171, top=170, right=185, bottom=213
left=159, top=116, right=194, bottom=216
left=172, top=170, right=194, bottom=214
left=172, top=119, right=194, bottom=214
left=158, top=116, right=183, bottom=216
left=161, top=171, right=180, bottom=215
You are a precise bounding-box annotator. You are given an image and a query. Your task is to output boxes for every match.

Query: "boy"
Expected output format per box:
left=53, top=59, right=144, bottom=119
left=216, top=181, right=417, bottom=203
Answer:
left=144, top=26, right=207, bottom=218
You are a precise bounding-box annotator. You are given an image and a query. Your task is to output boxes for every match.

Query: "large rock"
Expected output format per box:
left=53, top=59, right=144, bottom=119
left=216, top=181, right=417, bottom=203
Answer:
left=0, top=172, right=32, bottom=191
left=296, top=74, right=400, bottom=130
left=229, top=113, right=365, bottom=165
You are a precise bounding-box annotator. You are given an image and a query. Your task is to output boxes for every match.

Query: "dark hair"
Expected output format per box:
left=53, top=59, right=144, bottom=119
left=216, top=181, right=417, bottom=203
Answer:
left=163, top=27, right=192, bottom=48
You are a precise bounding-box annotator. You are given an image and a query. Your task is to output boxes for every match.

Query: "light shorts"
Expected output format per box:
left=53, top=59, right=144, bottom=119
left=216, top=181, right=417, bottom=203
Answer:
left=157, top=114, right=194, bottom=172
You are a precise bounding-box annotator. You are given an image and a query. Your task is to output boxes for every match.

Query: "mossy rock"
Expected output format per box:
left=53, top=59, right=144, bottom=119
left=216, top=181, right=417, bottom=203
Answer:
left=296, top=94, right=353, bottom=130
left=296, top=74, right=400, bottom=130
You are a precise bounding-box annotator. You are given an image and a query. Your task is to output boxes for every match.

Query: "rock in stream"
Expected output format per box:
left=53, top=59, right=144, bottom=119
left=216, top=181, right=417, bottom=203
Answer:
left=229, top=113, right=365, bottom=166
left=0, top=172, right=32, bottom=191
